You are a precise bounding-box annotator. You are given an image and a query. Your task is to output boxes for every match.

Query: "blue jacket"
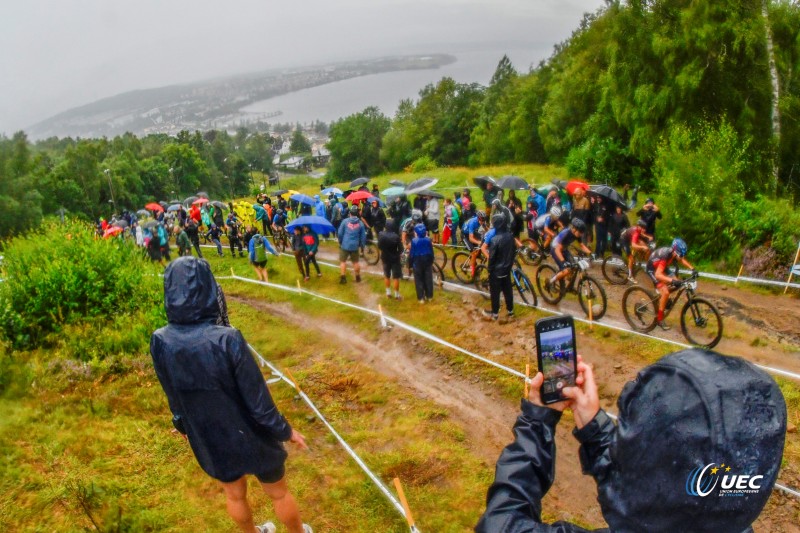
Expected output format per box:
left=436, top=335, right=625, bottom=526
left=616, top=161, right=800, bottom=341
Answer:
left=150, top=258, right=292, bottom=483
left=337, top=216, right=366, bottom=252
left=409, top=236, right=434, bottom=268
left=315, top=200, right=326, bottom=217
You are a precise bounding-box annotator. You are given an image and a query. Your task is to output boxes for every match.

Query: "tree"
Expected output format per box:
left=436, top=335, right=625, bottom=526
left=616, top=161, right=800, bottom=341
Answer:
left=289, top=130, right=311, bottom=153
left=327, top=106, right=391, bottom=181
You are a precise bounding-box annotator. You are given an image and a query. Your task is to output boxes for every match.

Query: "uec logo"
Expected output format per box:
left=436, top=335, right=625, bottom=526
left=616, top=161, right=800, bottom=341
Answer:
left=686, top=463, right=764, bottom=497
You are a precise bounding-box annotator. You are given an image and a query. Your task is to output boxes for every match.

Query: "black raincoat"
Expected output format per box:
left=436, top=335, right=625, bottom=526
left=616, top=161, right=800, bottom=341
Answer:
left=476, top=349, right=786, bottom=533
left=150, top=257, right=292, bottom=482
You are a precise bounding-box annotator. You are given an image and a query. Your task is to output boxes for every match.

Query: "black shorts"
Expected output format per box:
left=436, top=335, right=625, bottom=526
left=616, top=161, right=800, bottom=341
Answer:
left=251, top=260, right=267, bottom=268
left=621, top=240, right=632, bottom=255
left=552, top=250, right=573, bottom=271
left=254, top=463, right=285, bottom=484
left=426, top=219, right=439, bottom=234
left=382, top=260, right=402, bottom=279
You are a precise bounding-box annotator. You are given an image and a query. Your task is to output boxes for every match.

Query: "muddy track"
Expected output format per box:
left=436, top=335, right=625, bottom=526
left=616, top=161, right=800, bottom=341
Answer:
left=230, top=294, right=610, bottom=529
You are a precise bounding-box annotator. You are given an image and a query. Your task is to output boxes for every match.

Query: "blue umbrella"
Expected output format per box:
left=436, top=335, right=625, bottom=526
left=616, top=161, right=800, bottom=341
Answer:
left=167, top=203, right=183, bottom=212
left=365, top=195, right=386, bottom=208
left=285, top=215, right=335, bottom=236
left=290, top=193, right=316, bottom=206
left=321, top=187, right=343, bottom=196
left=382, top=186, right=406, bottom=197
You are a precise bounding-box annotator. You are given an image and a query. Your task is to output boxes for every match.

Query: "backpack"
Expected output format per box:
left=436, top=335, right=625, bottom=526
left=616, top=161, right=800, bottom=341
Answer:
left=254, top=237, right=268, bottom=263
left=157, top=225, right=168, bottom=246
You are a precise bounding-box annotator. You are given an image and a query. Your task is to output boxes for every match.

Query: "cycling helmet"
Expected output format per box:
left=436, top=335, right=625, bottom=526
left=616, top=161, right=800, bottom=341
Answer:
left=477, top=211, right=487, bottom=222
left=636, top=218, right=647, bottom=228
left=411, top=209, right=423, bottom=222
left=349, top=205, right=359, bottom=215
left=550, top=206, right=563, bottom=219
left=571, top=218, right=587, bottom=233
left=672, top=238, right=688, bottom=258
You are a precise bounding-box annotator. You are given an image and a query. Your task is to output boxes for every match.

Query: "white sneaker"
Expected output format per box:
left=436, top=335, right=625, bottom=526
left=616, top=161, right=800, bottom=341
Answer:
left=256, top=522, right=276, bottom=533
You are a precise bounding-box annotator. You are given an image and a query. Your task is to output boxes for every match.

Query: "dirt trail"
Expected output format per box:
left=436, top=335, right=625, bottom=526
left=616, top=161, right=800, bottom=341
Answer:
left=230, top=294, right=610, bottom=529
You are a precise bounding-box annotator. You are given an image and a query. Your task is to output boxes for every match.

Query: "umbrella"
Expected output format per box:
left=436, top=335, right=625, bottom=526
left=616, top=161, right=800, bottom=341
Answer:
left=589, top=184, right=628, bottom=210
left=346, top=190, right=374, bottom=202
left=143, top=220, right=159, bottom=229
left=550, top=178, right=568, bottom=189
left=158, top=201, right=169, bottom=209
left=290, top=193, right=317, bottom=206
left=285, top=215, right=335, bottom=236
left=167, top=204, right=183, bottom=212
left=472, top=176, right=497, bottom=190
left=350, top=176, right=370, bottom=187
left=136, top=209, right=150, bottom=217
left=566, top=180, right=590, bottom=195
left=404, top=177, right=439, bottom=195
left=382, top=186, right=406, bottom=197
left=192, top=197, right=209, bottom=205
left=416, top=190, right=444, bottom=199
left=389, top=179, right=405, bottom=187
left=145, top=202, right=164, bottom=212
left=112, top=220, right=128, bottom=228
left=497, top=175, right=529, bottom=190
left=270, top=189, right=288, bottom=196
left=211, top=201, right=228, bottom=210
left=365, top=195, right=386, bottom=207
left=628, top=185, right=639, bottom=210
left=183, top=195, right=198, bottom=206
left=321, top=187, right=343, bottom=196
left=196, top=191, right=209, bottom=199
left=103, top=226, right=123, bottom=238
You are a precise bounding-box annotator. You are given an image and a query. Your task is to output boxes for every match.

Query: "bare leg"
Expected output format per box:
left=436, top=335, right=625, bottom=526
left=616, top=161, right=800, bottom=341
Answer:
left=339, top=261, right=347, bottom=276
left=219, top=477, right=258, bottom=533
left=260, top=478, right=304, bottom=533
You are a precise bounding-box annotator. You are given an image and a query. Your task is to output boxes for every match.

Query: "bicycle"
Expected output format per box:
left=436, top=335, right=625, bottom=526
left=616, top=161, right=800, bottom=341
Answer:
left=519, top=235, right=548, bottom=267
left=621, top=272, right=723, bottom=348
left=401, top=249, right=445, bottom=288
left=601, top=241, right=656, bottom=285
left=451, top=248, right=487, bottom=283
left=474, top=249, right=538, bottom=306
left=432, top=244, right=448, bottom=271
left=272, top=226, right=290, bottom=254
left=535, top=258, right=607, bottom=319
left=360, top=241, right=380, bottom=265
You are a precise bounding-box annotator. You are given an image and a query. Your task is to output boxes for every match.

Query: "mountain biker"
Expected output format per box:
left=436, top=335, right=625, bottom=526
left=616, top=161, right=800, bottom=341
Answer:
left=646, top=238, right=697, bottom=330
left=271, top=208, right=287, bottom=236
left=534, top=206, right=565, bottom=251
left=548, top=218, right=592, bottom=289
left=401, top=209, right=424, bottom=250
left=463, top=211, right=488, bottom=276
left=620, top=219, right=653, bottom=282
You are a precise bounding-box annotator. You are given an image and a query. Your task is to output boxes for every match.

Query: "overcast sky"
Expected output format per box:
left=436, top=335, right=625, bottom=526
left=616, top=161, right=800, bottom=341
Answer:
left=0, top=0, right=605, bottom=134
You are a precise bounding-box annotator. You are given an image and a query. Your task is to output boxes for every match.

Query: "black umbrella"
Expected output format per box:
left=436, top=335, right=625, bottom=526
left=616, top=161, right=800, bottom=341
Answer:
left=196, top=191, right=209, bottom=199
left=550, top=178, right=568, bottom=189
left=167, top=204, right=183, bottom=212
left=183, top=195, right=198, bottom=206
left=112, top=219, right=128, bottom=228
left=389, top=179, right=405, bottom=187
left=417, top=189, right=444, bottom=199
left=158, top=201, right=169, bottom=209
left=211, top=201, right=228, bottom=210
left=143, top=220, right=159, bottom=229
left=270, top=189, right=288, bottom=196
left=589, top=184, right=628, bottom=210
left=404, top=177, right=439, bottom=195
left=497, top=175, right=529, bottom=191
left=350, top=176, right=370, bottom=187
left=472, top=176, right=497, bottom=191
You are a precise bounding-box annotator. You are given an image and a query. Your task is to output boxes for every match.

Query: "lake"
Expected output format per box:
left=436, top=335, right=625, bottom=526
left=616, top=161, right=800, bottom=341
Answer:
left=241, top=45, right=552, bottom=125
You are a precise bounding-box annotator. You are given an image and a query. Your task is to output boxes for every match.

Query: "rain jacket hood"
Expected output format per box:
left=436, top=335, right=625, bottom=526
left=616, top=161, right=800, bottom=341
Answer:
left=600, top=349, right=786, bottom=533
left=164, top=256, right=220, bottom=325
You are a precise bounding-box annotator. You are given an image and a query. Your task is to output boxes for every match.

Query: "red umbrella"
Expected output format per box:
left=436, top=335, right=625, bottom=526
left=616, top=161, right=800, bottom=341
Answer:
left=103, top=226, right=123, bottom=238
left=145, top=202, right=164, bottom=212
left=346, top=190, right=374, bottom=203
left=192, top=197, right=210, bottom=205
left=566, top=180, right=590, bottom=195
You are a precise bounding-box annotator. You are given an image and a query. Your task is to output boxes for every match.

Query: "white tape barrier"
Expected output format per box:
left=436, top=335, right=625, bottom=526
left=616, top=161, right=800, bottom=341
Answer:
left=245, top=343, right=417, bottom=530
left=217, top=275, right=800, bottom=500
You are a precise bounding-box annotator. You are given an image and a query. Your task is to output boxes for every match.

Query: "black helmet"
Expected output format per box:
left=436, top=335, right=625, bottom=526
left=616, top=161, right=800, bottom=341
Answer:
left=349, top=205, right=359, bottom=216
left=571, top=218, right=587, bottom=233
left=636, top=218, right=647, bottom=228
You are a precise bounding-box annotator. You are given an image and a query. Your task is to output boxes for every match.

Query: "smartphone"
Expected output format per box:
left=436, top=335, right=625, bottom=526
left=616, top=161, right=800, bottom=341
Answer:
left=535, top=316, right=578, bottom=404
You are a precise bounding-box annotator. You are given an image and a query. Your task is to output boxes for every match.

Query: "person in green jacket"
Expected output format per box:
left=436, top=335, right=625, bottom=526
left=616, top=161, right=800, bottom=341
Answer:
left=174, top=226, right=192, bottom=257
left=301, top=226, right=321, bottom=280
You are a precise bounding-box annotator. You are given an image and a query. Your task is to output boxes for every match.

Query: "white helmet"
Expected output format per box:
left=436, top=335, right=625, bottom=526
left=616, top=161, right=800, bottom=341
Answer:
left=550, top=206, right=563, bottom=219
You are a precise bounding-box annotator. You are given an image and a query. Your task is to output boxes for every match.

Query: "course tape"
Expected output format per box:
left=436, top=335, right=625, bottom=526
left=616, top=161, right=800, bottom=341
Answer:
left=224, top=273, right=800, bottom=503
left=245, top=343, right=417, bottom=530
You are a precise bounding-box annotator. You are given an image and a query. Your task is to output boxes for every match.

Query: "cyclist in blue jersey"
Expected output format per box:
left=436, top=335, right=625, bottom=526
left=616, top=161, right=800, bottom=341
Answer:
left=547, top=218, right=592, bottom=288
left=463, top=211, right=488, bottom=276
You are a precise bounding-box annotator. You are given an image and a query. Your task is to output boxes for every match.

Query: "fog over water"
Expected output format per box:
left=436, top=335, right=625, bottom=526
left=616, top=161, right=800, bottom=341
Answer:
left=0, top=0, right=605, bottom=134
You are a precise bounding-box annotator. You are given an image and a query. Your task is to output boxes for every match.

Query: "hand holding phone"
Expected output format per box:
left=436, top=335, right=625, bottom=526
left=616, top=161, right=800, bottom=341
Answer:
left=535, top=316, right=578, bottom=404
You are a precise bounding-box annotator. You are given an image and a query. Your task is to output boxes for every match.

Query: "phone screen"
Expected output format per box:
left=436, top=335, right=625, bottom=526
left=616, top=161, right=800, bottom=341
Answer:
left=537, top=318, right=577, bottom=403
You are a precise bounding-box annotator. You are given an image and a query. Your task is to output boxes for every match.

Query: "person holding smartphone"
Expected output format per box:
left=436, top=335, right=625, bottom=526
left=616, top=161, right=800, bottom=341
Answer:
left=476, top=348, right=786, bottom=533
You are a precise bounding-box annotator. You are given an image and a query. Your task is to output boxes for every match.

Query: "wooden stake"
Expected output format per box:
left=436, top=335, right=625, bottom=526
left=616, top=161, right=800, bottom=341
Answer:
left=378, top=304, right=388, bottom=328
left=587, top=297, right=594, bottom=330
left=785, top=244, right=800, bottom=294
left=296, top=279, right=302, bottom=292
left=284, top=369, right=302, bottom=393
left=393, top=477, right=416, bottom=530
left=524, top=364, right=530, bottom=399
left=735, top=263, right=744, bottom=284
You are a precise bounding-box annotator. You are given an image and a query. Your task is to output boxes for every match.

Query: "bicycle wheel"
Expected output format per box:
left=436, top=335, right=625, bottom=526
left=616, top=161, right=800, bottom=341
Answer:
left=680, top=297, right=724, bottom=349
left=433, top=245, right=447, bottom=270
left=273, top=234, right=286, bottom=254
left=514, top=269, right=538, bottom=307
left=451, top=251, right=475, bottom=283
left=363, top=242, right=380, bottom=265
left=474, top=265, right=491, bottom=299
left=577, top=275, right=607, bottom=320
left=519, top=239, right=544, bottom=266
left=622, top=286, right=658, bottom=332
left=602, top=255, right=629, bottom=285
left=535, top=264, right=564, bottom=305
left=432, top=263, right=445, bottom=288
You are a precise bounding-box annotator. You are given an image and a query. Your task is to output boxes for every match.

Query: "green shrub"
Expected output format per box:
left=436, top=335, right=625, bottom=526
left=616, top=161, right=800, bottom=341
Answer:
left=565, top=135, right=643, bottom=186
left=408, top=155, right=437, bottom=173
left=0, top=220, right=162, bottom=349
left=732, top=195, right=800, bottom=263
